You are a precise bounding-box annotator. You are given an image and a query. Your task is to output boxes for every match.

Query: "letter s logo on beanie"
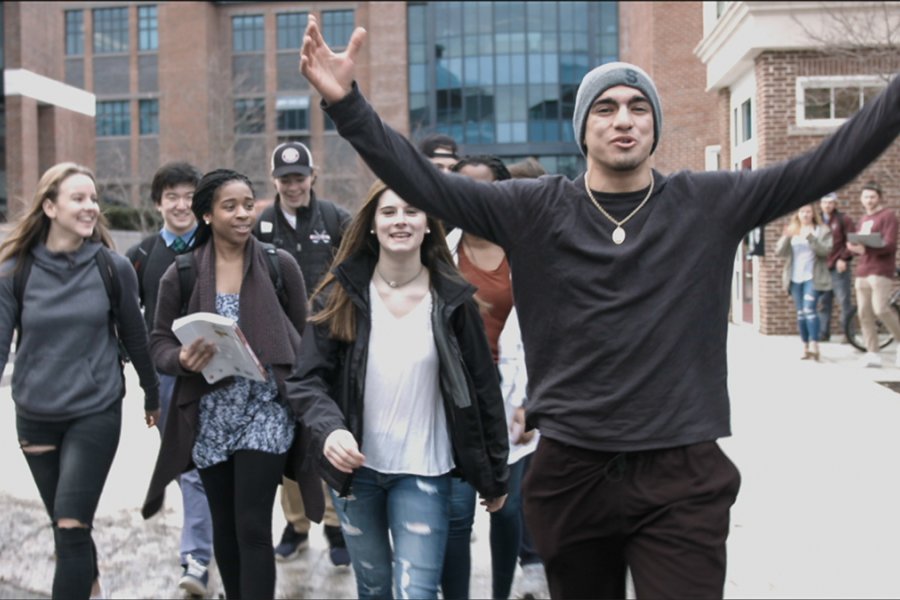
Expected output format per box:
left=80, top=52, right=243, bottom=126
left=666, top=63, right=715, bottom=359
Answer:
left=625, top=69, right=639, bottom=85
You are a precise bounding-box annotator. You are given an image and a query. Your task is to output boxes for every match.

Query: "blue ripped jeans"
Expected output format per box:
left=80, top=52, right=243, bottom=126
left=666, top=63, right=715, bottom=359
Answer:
left=790, top=279, right=821, bottom=343
left=331, top=467, right=450, bottom=599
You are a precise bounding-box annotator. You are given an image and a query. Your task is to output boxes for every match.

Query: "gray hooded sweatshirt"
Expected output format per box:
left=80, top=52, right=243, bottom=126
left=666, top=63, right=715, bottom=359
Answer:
left=0, top=241, right=159, bottom=421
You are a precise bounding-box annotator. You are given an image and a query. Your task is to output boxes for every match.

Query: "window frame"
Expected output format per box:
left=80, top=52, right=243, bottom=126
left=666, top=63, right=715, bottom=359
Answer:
left=321, top=9, right=355, bottom=49
left=139, top=98, right=159, bottom=135
left=796, top=75, right=888, bottom=128
left=96, top=100, right=132, bottom=137
left=232, top=14, right=265, bottom=54
left=138, top=5, right=158, bottom=52
left=65, top=10, right=84, bottom=56
left=93, top=6, right=130, bottom=54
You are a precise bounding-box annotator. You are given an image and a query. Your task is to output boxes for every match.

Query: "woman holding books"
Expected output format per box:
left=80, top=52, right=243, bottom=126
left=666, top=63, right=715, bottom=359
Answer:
left=286, top=179, right=509, bottom=600
left=142, top=169, right=323, bottom=600
left=776, top=203, right=833, bottom=361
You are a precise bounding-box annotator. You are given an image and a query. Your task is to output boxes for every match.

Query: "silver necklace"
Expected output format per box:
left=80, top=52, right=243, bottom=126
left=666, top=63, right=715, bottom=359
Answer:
left=583, top=171, right=655, bottom=245
left=376, top=264, right=425, bottom=288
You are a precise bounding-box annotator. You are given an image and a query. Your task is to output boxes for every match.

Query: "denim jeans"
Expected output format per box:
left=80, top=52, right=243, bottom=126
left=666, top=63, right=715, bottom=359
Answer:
left=158, top=373, right=213, bottom=566
left=818, top=267, right=852, bottom=338
left=789, top=279, right=820, bottom=343
left=442, top=459, right=526, bottom=599
left=331, top=467, right=450, bottom=600
left=17, top=401, right=122, bottom=599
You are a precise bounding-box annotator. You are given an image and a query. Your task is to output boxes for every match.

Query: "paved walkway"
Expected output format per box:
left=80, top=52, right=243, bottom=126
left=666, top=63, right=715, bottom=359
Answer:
left=1, top=325, right=899, bottom=598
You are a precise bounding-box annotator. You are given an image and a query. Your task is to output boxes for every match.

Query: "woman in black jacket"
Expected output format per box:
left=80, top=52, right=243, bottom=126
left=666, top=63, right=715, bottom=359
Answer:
left=286, top=179, right=509, bottom=600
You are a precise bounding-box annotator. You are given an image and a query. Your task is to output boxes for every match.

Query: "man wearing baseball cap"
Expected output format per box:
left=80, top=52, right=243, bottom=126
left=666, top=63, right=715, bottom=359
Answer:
left=253, top=141, right=351, bottom=566
left=297, top=17, right=900, bottom=598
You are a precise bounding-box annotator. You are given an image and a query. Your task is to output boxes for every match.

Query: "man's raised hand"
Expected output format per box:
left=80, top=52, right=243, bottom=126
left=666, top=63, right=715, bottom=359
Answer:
left=299, top=14, right=366, bottom=105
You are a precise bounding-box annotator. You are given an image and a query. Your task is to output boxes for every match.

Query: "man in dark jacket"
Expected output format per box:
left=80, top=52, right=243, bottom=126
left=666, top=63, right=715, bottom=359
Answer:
left=253, top=141, right=351, bottom=565
left=126, top=162, right=212, bottom=598
left=818, top=192, right=855, bottom=342
left=299, top=15, right=900, bottom=599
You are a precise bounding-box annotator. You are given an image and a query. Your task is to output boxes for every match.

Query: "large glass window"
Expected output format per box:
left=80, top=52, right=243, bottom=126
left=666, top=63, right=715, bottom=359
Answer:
left=277, top=12, right=308, bottom=50
left=232, top=15, right=264, bottom=53
left=65, top=10, right=84, bottom=56
left=93, top=7, right=129, bottom=54
left=234, top=98, right=265, bottom=134
left=96, top=100, right=131, bottom=136
left=138, top=6, right=158, bottom=51
left=139, top=99, right=159, bottom=135
left=322, top=10, right=354, bottom=48
left=408, top=1, right=616, bottom=162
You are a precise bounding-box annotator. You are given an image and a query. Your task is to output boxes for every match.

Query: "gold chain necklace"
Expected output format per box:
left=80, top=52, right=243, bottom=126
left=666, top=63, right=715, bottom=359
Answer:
left=583, top=171, right=655, bottom=245
left=375, top=264, right=425, bottom=288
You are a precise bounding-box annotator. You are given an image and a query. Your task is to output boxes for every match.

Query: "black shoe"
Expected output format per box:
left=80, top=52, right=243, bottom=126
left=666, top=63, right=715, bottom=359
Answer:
left=274, top=524, right=309, bottom=561
left=324, top=524, right=350, bottom=566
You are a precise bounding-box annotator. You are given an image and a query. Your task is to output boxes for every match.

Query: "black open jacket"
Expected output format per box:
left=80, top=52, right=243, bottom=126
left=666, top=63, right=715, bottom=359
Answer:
left=285, top=252, right=509, bottom=499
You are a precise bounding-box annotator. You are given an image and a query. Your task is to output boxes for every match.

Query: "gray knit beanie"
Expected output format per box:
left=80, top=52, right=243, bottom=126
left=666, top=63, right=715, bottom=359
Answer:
left=573, top=61, right=662, bottom=156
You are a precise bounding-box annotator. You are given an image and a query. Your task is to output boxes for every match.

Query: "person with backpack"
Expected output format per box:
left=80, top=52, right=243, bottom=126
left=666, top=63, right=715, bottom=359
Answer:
left=253, top=141, right=352, bottom=565
left=0, top=162, right=160, bottom=599
left=141, top=169, right=323, bottom=600
left=125, top=161, right=213, bottom=598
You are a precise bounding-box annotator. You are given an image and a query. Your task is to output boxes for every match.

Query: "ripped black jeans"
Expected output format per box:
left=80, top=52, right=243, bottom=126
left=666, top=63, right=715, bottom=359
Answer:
left=17, top=401, right=121, bottom=599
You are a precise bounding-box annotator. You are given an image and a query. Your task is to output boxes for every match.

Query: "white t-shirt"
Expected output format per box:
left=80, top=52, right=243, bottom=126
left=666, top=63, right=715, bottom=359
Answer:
left=361, top=282, right=454, bottom=476
left=790, top=235, right=816, bottom=283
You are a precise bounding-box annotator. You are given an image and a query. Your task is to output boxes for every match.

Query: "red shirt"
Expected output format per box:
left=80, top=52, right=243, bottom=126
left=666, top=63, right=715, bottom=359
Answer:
left=855, top=207, right=898, bottom=278
left=458, top=244, right=513, bottom=363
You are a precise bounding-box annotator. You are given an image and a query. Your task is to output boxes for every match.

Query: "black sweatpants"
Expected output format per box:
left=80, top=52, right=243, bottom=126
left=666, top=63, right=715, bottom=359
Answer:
left=523, top=437, right=741, bottom=599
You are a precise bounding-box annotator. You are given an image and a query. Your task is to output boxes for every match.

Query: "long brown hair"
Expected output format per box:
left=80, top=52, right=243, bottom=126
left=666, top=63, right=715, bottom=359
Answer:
left=786, top=202, right=822, bottom=237
left=0, top=163, right=113, bottom=273
left=310, top=179, right=457, bottom=342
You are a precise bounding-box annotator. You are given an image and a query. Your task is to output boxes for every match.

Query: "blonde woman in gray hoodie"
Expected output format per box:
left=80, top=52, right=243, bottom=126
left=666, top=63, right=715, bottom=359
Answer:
left=0, top=163, right=159, bottom=599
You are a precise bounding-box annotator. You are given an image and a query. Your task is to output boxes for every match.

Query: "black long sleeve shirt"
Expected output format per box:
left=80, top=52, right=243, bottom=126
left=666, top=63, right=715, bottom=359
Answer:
left=325, top=75, right=900, bottom=452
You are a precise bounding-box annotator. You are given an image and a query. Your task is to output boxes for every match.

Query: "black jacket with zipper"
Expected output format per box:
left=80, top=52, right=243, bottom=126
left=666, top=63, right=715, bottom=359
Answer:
left=285, top=251, right=509, bottom=500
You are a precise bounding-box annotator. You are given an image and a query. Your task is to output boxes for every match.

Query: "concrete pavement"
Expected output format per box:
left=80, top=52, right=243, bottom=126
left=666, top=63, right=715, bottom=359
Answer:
left=1, top=325, right=900, bottom=598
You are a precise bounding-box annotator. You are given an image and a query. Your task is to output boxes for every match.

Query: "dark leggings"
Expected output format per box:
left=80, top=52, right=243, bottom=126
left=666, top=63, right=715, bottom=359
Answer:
left=198, top=450, right=287, bottom=600
left=17, top=402, right=122, bottom=600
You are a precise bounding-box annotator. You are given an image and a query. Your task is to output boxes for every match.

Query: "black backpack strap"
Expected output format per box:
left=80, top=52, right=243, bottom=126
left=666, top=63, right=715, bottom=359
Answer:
left=175, top=253, right=196, bottom=317
left=256, top=205, right=278, bottom=244
left=320, top=201, right=345, bottom=247
left=259, top=242, right=288, bottom=311
left=13, top=253, right=34, bottom=351
left=94, top=247, right=130, bottom=363
left=129, top=234, right=160, bottom=298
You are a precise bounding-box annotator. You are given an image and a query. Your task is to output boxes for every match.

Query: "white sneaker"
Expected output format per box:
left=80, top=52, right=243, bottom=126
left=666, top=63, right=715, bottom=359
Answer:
left=517, top=563, right=550, bottom=600
left=859, top=352, right=883, bottom=368
left=179, top=553, right=209, bottom=597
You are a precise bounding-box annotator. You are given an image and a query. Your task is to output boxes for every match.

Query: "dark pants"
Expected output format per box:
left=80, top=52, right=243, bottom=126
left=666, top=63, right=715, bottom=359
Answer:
left=523, top=437, right=741, bottom=599
left=17, top=402, right=122, bottom=600
left=198, top=450, right=287, bottom=600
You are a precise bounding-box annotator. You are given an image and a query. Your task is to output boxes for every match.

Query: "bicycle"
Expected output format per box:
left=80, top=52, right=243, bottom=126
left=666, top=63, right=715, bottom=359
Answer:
left=844, top=282, right=900, bottom=352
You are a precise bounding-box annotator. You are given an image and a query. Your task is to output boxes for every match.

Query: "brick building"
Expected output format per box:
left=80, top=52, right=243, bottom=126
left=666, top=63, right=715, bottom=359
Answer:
left=0, top=1, right=619, bottom=218
left=696, top=1, right=900, bottom=335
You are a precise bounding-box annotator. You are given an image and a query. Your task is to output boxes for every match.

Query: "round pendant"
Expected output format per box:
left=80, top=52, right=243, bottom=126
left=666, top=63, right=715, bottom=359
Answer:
left=612, top=226, right=626, bottom=245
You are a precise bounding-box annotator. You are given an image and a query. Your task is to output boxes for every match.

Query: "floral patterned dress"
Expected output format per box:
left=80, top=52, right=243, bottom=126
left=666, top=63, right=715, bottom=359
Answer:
left=192, top=293, right=294, bottom=469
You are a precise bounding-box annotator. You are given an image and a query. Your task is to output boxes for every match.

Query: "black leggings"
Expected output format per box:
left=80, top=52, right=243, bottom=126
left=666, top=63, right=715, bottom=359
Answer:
left=198, top=450, right=287, bottom=600
left=17, top=402, right=121, bottom=600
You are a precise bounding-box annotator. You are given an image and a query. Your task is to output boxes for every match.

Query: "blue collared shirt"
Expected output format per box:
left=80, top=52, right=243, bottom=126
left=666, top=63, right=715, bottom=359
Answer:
left=160, top=226, right=198, bottom=249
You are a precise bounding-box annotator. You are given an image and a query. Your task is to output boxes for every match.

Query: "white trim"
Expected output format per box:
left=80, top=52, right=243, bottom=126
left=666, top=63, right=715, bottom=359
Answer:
left=704, top=145, right=722, bottom=171
left=4, top=69, right=95, bottom=117
left=794, top=74, right=888, bottom=128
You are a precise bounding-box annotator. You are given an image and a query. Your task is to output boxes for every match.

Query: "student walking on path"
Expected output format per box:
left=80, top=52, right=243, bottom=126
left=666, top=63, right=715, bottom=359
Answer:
left=286, top=180, right=509, bottom=599
left=299, top=16, right=900, bottom=598
left=142, top=169, right=323, bottom=600
left=0, top=163, right=160, bottom=599
left=776, top=204, right=833, bottom=361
